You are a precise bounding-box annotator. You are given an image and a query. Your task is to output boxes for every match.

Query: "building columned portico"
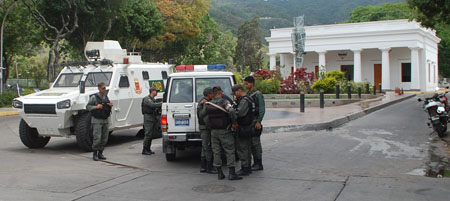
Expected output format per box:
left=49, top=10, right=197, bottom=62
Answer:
left=266, top=20, right=441, bottom=91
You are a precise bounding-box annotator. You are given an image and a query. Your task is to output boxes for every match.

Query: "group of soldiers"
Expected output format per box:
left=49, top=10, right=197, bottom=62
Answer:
left=86, top=76, right=266, bottom=182
left=198, top=76, right=265, bottom=180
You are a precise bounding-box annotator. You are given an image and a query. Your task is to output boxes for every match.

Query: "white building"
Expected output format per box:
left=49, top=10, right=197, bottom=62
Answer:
left=265, top=20, right=441, bottom=91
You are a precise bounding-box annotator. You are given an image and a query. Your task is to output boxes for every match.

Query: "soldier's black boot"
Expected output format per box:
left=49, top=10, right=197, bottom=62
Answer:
left=216, top=167, right=225, bottom=180
left=98, top=150, right=107, bottom=160
left=248, top=166, right=253, bottom=174
left=251, top=158, right=264, bottom=171
left=236, top=166, right=250, bottom=176
left=142, top=146, right=154, bottom=155
left=206, top=161, right=218, bottom=174
left=200, top=157, right=207, bottom=173
left=228, top=167, right=243, bottom=180
left=92, top=150, right=99, bottom=161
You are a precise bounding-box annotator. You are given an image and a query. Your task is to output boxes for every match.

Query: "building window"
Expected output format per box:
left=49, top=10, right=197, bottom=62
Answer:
left=401, top=63, right=411, bottom=82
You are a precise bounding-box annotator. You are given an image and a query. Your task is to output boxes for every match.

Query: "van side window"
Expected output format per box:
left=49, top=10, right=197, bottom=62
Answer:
left=161, top=71, right=168, bottom=79
left=169, top=78, right=193, bottom=103
left=119, top=75, right=130, bottom=88
left=142, top=71, right=149, bottom=80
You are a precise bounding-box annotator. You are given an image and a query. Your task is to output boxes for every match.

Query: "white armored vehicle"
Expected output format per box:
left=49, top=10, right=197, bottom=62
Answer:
left=13, top=40, right=173, bottom=151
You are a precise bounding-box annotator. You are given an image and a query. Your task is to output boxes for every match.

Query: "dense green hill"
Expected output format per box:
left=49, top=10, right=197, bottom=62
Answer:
left=209, top=0, right=404, bottom=35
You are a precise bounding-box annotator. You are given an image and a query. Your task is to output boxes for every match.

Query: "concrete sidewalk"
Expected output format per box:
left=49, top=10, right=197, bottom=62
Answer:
left=263, top=92, right=416, bottom=133
left=0, top=107, right=18, bottom=116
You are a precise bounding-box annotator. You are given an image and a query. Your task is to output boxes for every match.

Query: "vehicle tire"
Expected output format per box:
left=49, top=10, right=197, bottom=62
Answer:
left=75, top=112, right=93, bottom=152
left=436, top=123, right=448, bottom=138
left=19, top=119, right=50, bottom=148
left=165, top=151, right=176, bottom=162
left=136, top=128, right=144, bottom=138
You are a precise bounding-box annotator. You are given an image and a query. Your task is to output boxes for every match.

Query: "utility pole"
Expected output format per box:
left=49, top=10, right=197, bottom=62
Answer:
left=0, top=0, right=18, bottom=94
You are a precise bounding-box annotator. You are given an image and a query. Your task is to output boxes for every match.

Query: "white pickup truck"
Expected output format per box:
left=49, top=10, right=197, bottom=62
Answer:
left=161, top=65, right=236, bottom=161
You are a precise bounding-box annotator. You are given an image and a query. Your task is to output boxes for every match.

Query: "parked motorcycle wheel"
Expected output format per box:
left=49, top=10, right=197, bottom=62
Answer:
left=433, top=122, right=447, bottom=138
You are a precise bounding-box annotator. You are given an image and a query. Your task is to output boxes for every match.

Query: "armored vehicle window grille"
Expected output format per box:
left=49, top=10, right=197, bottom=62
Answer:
left=142, top=71, right=149, bottom=80
left=53, top=73, right=83, bottom=87
left=119, top=75, right=130, bottom=88
left=85, top=72, right=112, bottom=87
left=24, top=104, right=56, bottom=114
left=169, top=78, right=193, bottom=103
left=195, top=78, right=232, bottom=102
left=161, top=71, right=168, bottom=79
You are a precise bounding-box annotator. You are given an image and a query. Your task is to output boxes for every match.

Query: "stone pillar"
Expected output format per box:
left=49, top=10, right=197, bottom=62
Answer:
left=410, top=47, right=421, bottom=90
left=317, top=51, right=327, bottom=69
left=292, top=52, right=296, bottom=71
left=379, top=48, right=391, bottom=90
left=280, top=54, right=285, bottom=68
left=352, top=49, right=362, bottom=82
left=268, top=53, right=276, bottom=70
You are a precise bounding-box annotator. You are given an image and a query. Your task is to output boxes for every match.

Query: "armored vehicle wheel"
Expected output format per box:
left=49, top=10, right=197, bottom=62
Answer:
left=165, top=151, right=176, bottom=162
left=136, top=128, right=144, bottom=138
left=19, top=119, right=50, bottom=148
left=75, top=112, right=93, bottom=151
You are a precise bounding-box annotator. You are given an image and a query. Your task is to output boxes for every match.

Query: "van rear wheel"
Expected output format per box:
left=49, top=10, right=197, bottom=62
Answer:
left=19, top=119, right=50, bottom=148
left=75, top=112, right=93, bottom=152
left=165, top=151, right=176, bottom=162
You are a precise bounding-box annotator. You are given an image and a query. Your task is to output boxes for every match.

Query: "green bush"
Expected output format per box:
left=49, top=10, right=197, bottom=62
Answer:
left=233, top=72, right=243, bottom=85
left=0, top=91, right=17, bottom=107
left=311, top=77, right=337, bottom=93
left=325, top=70, right=346, bottom=81
left=338, top=81, right=374, bottom=94
left=255, top=78, right=280, bottom=94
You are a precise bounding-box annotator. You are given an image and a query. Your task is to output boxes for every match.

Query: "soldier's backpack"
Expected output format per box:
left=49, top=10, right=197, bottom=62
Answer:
left=248, top=91, right=261, bottom=117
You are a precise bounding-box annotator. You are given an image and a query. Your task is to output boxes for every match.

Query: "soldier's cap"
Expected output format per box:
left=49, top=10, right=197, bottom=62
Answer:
left=212, top=86, right=223, bottom=93
left=203, top=87, right=213, bottom=96
left=149, top=87, right=158, bottom=92
left=244, top=76, right=255, bottom=83
left=232, top=84, right=243, bottom=93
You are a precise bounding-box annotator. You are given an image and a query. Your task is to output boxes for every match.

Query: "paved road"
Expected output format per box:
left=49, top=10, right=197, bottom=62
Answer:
left=0, top=98, right=449, bottom=201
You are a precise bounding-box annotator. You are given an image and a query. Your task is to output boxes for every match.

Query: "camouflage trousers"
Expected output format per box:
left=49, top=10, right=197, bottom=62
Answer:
left=200, top=128, right=213, bottom=162
left=211, top=129, right=235, bottom=167
left=92, top=122, right=109, bottom=151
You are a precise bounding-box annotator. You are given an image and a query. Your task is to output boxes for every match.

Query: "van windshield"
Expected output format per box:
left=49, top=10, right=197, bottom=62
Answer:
left=53, top=73, right=83, bottom=87
left=85, top=72, right=113, bottom=87
left=195, top=78, right=232, bottom=102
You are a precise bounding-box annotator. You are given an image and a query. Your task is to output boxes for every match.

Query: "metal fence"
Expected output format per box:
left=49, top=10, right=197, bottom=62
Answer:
left=7, top=79, right=49, bottom=88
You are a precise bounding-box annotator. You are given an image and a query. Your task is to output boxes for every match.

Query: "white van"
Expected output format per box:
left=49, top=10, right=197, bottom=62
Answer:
left=161, top=66, right=236, bottom=161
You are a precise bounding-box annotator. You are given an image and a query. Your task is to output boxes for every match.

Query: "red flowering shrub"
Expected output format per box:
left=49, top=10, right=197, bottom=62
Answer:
left=252, top=69, right=280, bottom=80
left=279, top=68, right=315, bottom=94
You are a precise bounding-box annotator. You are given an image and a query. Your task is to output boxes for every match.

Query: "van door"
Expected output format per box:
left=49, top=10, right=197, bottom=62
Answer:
left=167, top=78, right=196, bottom=133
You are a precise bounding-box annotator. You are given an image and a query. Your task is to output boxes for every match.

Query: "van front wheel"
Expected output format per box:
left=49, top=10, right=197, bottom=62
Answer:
left=19, top=119, right=50, bottom=148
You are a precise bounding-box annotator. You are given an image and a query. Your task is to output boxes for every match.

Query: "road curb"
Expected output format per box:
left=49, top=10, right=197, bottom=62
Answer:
left=0, top=110, right=18, bottom=117
left=264, top=94, right=416, bottom=133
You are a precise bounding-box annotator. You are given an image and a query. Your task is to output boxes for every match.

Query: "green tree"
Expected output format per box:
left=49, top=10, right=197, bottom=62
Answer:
left=235, top=17, right=263, bottom=72
left=181, top=14, right=236, bottom=67
left=346, top=3, right=411, bottom=23
left=407, top=0, right=450, bottom=29
left=0, top=0, right=42, bottom=85
left=109, top=0, right=164, bottom=51
left=21, top=0, right=79, bottom=81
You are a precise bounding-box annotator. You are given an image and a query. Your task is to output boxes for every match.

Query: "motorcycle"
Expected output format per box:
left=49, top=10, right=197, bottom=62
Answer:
left=418, top=92, right=449, bottom=138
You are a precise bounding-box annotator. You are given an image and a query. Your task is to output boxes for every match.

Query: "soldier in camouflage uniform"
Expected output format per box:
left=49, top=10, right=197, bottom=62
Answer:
left=244, top=76, right=265, bottom=171
left=141, top=87, right=162, bottom=155
left=232, top=84, right=255, bottom=176
left=206, top=86, right=242, bottom=180
left=197, top=87, right=217, bottom=174
left=86, top=82, right=113, bottom=161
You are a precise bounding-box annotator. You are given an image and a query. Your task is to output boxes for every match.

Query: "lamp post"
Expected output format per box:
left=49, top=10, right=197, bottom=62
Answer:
left=0, top=0, right=18, bottom=94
